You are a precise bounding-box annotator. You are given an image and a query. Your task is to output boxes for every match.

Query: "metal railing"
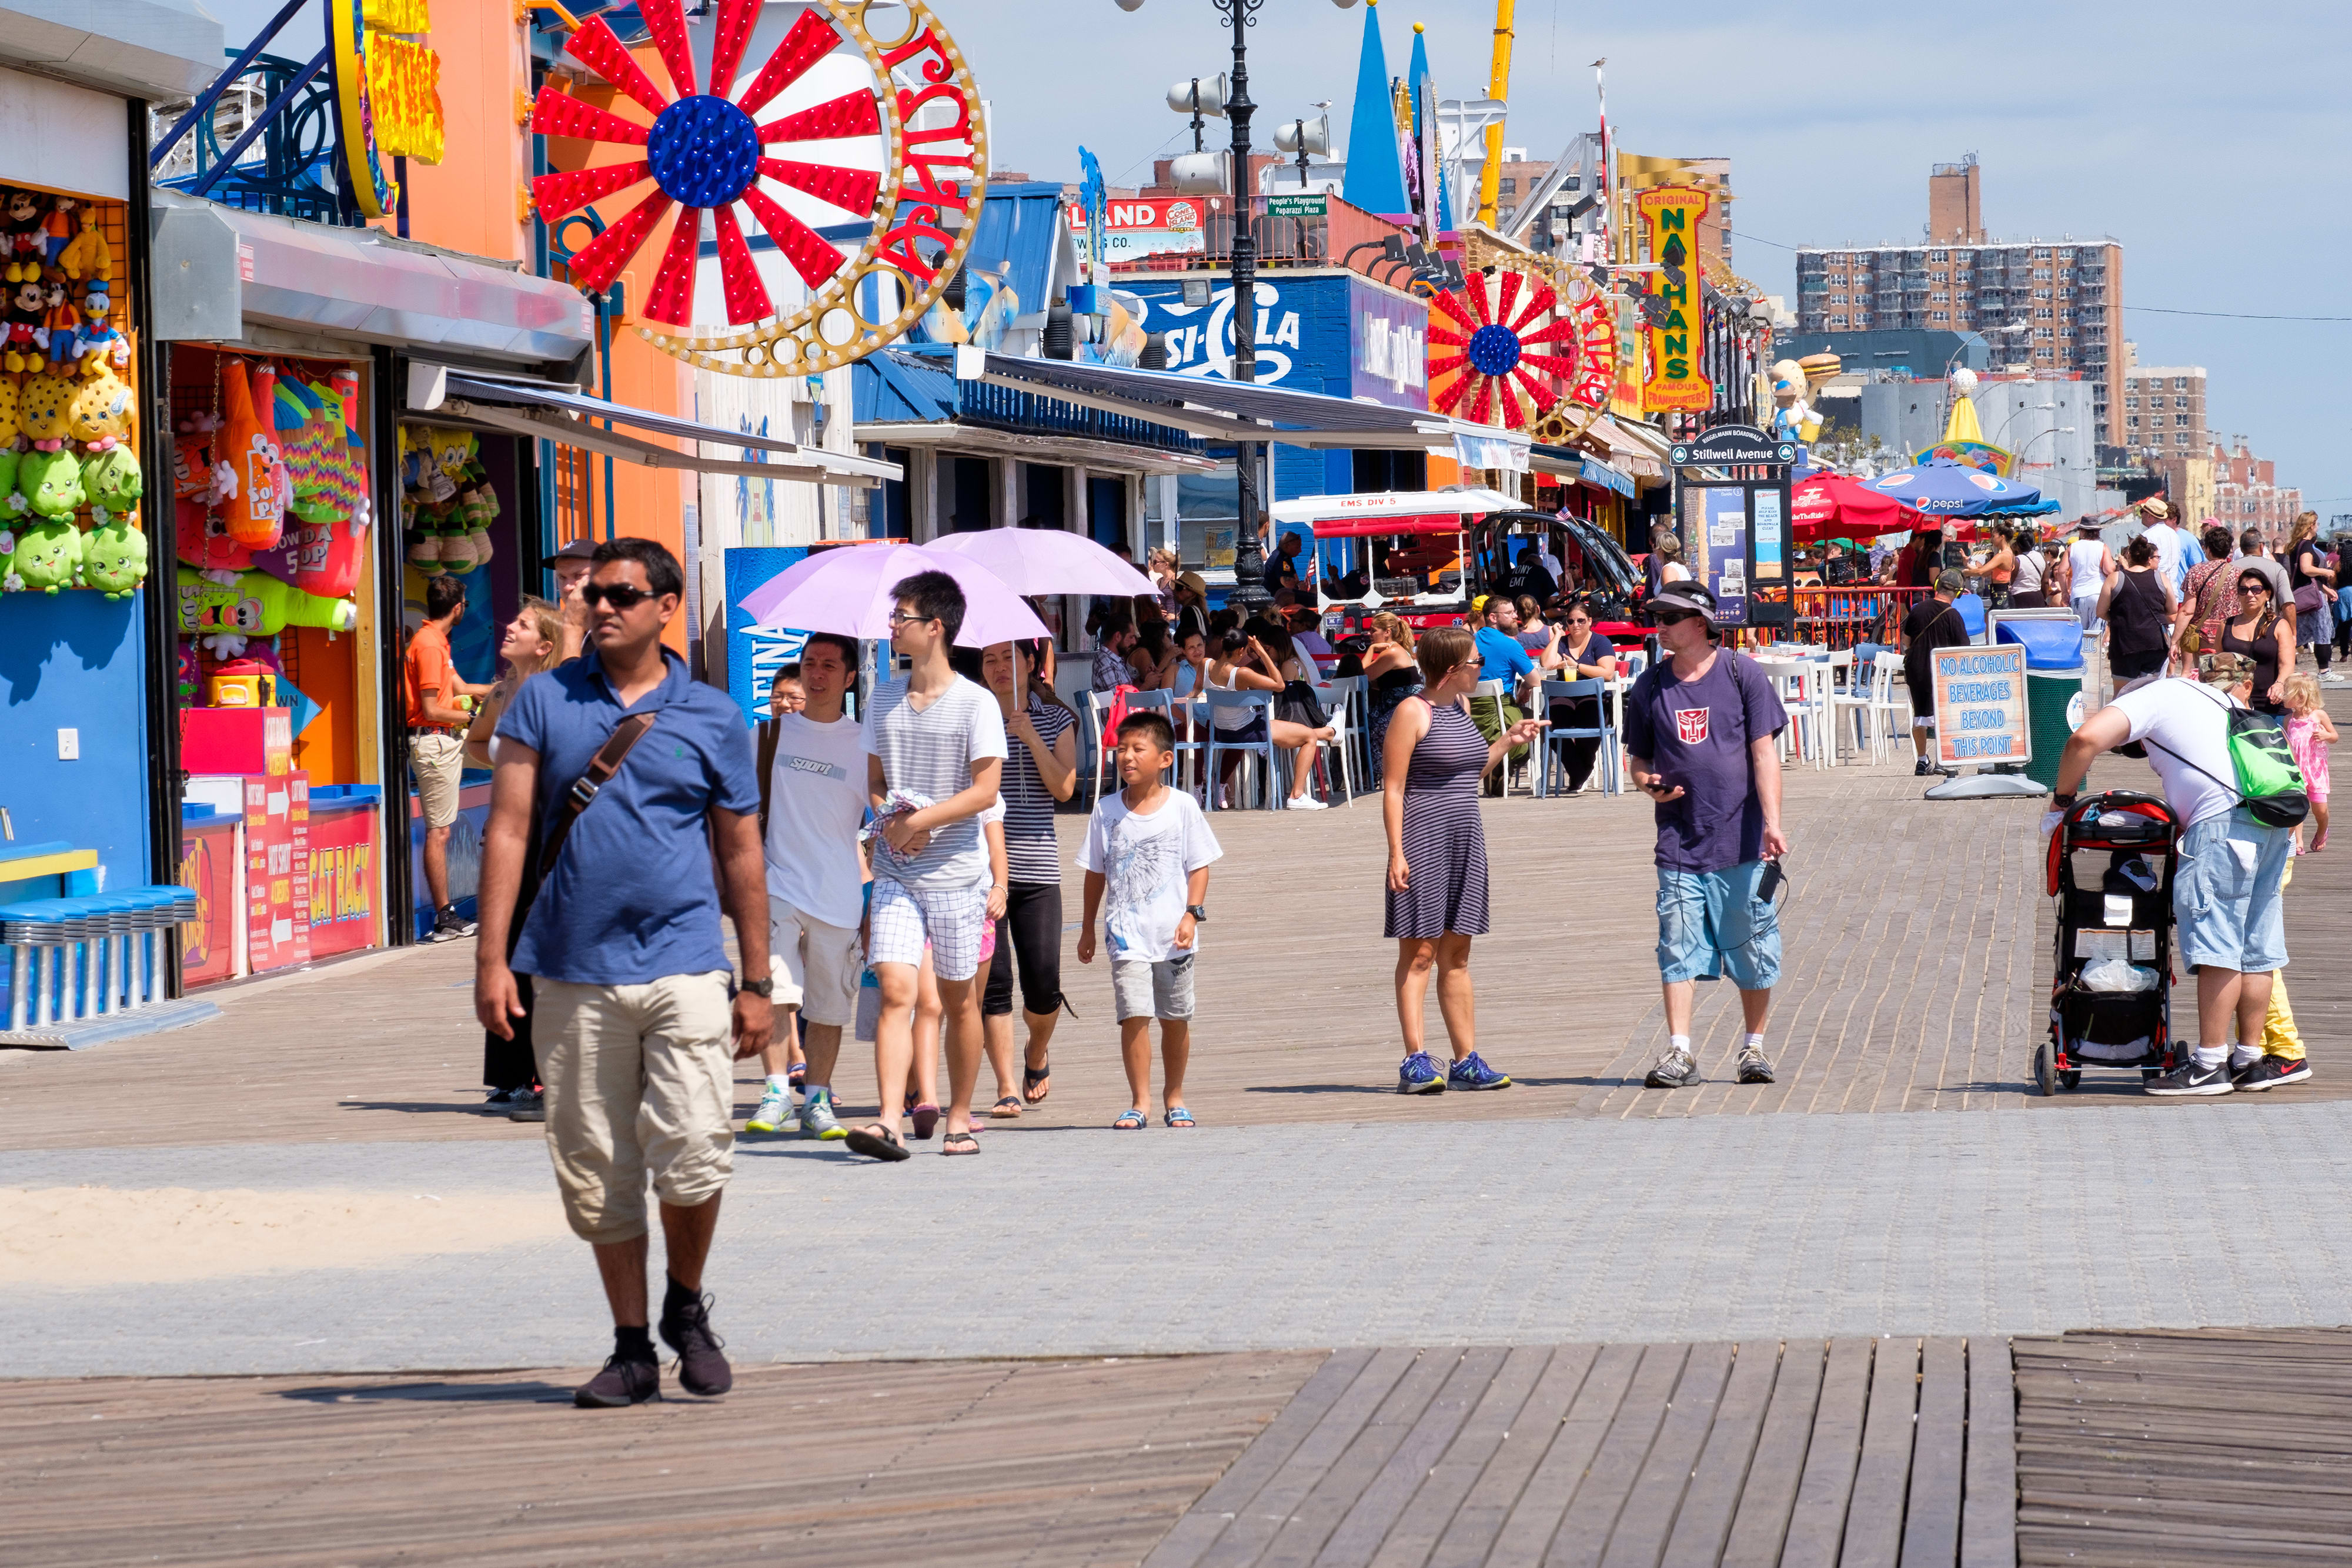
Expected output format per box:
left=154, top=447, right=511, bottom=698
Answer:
left=1750, top=585, right=1936, bottom=650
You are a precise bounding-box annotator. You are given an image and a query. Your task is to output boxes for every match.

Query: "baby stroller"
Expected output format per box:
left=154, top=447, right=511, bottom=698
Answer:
left=2040, top=790, right=2181, bottom=1095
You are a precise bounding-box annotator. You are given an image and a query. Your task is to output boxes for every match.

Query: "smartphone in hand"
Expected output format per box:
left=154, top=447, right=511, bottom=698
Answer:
left=1756, top=858, right=1787, bottom=902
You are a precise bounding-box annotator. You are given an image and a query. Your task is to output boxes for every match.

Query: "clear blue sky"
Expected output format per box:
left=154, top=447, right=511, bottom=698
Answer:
left=198, top=0, right=2352, bottom=516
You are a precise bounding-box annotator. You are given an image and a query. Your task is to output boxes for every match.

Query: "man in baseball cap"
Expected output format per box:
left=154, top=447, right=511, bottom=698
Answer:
left=1899, top=569, right=1973, bottom=776
left=1623, top=576, right=1792, bottom=1091
left=550, top=537, right=599, bottom=661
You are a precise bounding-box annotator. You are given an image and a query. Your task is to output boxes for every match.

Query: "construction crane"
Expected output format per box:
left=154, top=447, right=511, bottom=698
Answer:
left=1473, top=0, right=1515, bottom=228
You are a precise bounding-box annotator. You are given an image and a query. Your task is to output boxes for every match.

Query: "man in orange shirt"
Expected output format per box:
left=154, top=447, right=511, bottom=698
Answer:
left=407, top=574, right=490, bottom=941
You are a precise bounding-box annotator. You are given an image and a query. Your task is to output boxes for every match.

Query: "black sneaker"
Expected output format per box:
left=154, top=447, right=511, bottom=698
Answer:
left=2233, top=1055, right=2313, bottom=1092
left=574, top=1352, right=659, bottom=1408
left=506, top=1088, right=546, bottom=1123
left=425, top=908, right=477, bottom=943
left=2146, top=1058, right=2236, bottom=1097
left=1914, top=757, right=1934, bottom=777
left=1645, top=1048, right=1700, bottom=1088
left=659, top=1290, right=733, bottom=1398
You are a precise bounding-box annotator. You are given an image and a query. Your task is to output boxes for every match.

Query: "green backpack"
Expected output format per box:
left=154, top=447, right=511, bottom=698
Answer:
left=2147, top=686, right=2309, bottom=829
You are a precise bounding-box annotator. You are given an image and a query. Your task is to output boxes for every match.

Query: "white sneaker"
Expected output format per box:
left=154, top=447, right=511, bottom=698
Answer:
left=1287, top=795, right=1329, bottom=811
left=2323, top=672, right=2348, bottom=686
left=800, top=1086, right=846, bottom=1141
left=746, top=1088, right=798, bottom=1134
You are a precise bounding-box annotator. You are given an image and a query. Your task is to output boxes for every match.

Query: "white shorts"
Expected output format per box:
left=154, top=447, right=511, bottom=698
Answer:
left=867, top=877, right=989, bottom=982
left=770, top=901, right=861, bottom=1027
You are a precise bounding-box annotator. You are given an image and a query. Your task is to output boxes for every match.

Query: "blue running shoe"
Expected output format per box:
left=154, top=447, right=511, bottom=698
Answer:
left=1398, top=1051, right=1446, bottom=1094
left=1448, top=1051, right=1512, bottom=1091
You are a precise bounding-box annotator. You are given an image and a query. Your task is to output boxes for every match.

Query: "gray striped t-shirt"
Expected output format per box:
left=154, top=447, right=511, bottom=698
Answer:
left=861, top=673, right=1009, bottom=891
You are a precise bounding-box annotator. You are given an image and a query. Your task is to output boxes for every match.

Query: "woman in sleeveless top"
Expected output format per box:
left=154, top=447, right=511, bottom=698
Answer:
left=1205, top=628, right=1334, bottom=807
left=2097, top=533, right=2177, bottom=684
left=2175, top=524, right=2241, bottom=674
left=980, top=639, right=1075, bottom=1112
left=1361, top=612, right=1423, bottom=777
left=1380, top=626, right=1543, bottom=1096
left=2223, top=569, right=2288, bottom=713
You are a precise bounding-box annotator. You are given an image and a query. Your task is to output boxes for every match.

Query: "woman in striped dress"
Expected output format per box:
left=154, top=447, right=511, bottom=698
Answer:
left=981, top=639, right=1077, bottom=1112
left=1381, top=626, right=1545, bottom=1095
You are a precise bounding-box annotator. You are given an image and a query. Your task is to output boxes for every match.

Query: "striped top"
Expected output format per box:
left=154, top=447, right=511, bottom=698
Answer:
left=1002, top=696, right=1076, bottom=884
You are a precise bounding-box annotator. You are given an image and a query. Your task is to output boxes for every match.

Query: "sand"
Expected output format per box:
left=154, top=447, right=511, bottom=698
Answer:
left=1, top=1186, right=566, bottom=1288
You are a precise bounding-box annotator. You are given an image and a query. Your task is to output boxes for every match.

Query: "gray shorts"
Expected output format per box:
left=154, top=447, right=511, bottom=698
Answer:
left=1112, top=954, right=1196, bottom=1022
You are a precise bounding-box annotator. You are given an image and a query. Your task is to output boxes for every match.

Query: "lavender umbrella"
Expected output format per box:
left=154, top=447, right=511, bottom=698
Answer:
left=923, top=527, right=1158, bottom=597
left=734, top=542, right=1049, bottom=647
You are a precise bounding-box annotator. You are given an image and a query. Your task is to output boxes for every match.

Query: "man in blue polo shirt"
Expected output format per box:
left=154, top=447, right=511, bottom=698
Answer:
left=1470, top=594, right=1539, bottom=790
left=476, top=536, right=772, bottom=1409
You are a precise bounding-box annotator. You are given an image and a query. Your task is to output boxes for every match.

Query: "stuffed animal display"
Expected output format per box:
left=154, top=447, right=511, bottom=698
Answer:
left=11, top=517, right=83, bottom=593
left=176, top=563, right=359, bottom=638
left=400, top=424, right=498, bottom=571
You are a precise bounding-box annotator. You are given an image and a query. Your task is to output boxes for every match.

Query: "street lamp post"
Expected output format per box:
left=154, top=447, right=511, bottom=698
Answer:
left=1217, top=0, right=1272, bottom=612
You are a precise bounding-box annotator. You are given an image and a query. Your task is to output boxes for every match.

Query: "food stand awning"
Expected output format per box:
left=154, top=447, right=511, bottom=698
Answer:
left=1271, top=489, right=1520, bottom=523
left=957, top=350, right=1533, bottom=464
left=413, top=366, right=902, bottom=489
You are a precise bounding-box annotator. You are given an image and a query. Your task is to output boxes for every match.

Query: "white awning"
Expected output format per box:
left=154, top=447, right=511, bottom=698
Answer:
left=412, top=364, right=900, bottom=489
left=1270, top=488, right=1521, bottom=524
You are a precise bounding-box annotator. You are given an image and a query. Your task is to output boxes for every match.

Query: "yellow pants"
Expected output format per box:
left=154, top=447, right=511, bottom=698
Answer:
left=2259, top=971, right=2306, bottom=1062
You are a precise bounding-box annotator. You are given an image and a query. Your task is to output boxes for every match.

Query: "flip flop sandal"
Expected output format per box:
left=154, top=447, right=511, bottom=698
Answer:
left=1112, top=1109, right=1147, bottom=1129
left=989, top=1095, right=1024, bottom=1118
left=1023, top=1061, right=1051, bottom=1104
left=941, top=1130, right=981, bottom=1156
left=1164, top=1107, right=1196, bottom=1127
left=909, top=1103, right=941, bottom=1140
left=844, top=1124, right=911, bottom=1163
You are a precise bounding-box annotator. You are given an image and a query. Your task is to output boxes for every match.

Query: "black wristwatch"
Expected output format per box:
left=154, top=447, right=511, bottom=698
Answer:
left=1186, top=904, right=1210, bottom=922
left=739, top=977, right=774, bottom=998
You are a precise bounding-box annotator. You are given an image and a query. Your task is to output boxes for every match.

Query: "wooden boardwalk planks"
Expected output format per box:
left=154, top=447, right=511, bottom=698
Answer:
left=2013, top=1327, right=2352, bottom=1568
left=1157, top=1339, right=2012, bottom=1567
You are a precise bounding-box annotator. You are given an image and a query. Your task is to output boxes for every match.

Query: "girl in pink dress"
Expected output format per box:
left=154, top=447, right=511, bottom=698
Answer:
left=2281, top=673, right=2337, bottom=852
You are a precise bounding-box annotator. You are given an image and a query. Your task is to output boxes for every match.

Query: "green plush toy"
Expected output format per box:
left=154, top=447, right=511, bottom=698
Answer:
left=0, top=449, right=24, bottom=519
left=12, top=517, right=84, bottom=593
left=80, top=445, right=142, bottom=524
left=18, top=447, right=85, bottom=519
left=80, top=516, right=147, bottom=599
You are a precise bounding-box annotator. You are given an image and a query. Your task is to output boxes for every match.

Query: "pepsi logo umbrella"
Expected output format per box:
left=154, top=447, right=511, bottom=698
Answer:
left=1862, top=457, right=2043, bottom=517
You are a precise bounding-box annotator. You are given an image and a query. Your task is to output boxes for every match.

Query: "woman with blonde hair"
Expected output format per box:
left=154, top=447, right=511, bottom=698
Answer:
left=2286, top=510, right=2337, bottom=679
left=1362, top=611, right=1422, bottom=770
left=463, top=597, right=565, bottom=768
left=1381, top=625, right=1543, bottom=1094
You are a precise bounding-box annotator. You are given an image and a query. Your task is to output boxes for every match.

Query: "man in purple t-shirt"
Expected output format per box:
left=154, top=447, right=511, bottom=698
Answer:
left=1622, top=583, right=1790, bottom=1089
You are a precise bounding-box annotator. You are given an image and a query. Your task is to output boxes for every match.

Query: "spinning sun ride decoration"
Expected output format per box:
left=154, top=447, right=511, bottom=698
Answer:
left=1426, top=268, right=1618, bottom=431
left=529, top=0, right=985, bottom=377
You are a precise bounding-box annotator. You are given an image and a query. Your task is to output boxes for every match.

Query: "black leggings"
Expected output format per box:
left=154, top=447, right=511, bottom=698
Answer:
left=984, top=880, right=1065, bottom=1019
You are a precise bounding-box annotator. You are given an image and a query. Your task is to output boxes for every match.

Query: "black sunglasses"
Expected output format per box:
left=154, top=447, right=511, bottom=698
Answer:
left=1652, top=607, right=1703, bottom=626
left=582, top=583, right=657, bottom=609
left=2237, top=580, right=2269, bottom=594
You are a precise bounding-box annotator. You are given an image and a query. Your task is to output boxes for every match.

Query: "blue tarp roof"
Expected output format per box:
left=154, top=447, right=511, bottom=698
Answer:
left=908, top=182, right=1065, bottom=345
left=853, top=349, right=957, bottom=424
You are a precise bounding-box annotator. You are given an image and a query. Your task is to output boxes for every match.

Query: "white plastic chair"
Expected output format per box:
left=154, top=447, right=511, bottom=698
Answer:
left=1080, top=689, right=1116, bottom=804
left=1307, top=684, right=1356, bottom=804
left=1751, top=658, right=1832, bottom=769
left=1122, top=688, right=1177, bottom=786
left=1203, top=688, right=1284, bottom=810
left=1469, top=678, right=1535, bottom=795
left=1830, top=651, right=1909, bottom=764
left=1317, top=673, right=1370, bottom=789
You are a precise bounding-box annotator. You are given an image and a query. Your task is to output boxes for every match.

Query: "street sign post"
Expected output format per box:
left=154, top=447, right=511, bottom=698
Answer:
left=1665, top=423, right=1796, bottom=631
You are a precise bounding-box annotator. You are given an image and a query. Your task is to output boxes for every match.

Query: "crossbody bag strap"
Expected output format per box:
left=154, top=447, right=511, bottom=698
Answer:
left=2137, top=684, right=2244, bottom=804
left=539, top=711, right=658, bottom=872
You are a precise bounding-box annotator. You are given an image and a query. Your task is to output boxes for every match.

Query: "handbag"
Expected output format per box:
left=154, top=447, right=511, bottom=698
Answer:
left=1277, top=677, right=1328, bottom=730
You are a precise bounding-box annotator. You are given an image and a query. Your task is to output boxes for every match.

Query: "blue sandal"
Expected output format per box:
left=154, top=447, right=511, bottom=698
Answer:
left=1112, top=1109, right=1147, bottom=1129
left=1164, top=1107, right=1195, bottom=1128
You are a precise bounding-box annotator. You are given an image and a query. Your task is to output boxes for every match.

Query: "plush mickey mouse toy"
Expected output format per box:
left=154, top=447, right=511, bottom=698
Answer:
left=3, top=275, right=48, bottom=373
left=1, top=189, right=45, bottom=283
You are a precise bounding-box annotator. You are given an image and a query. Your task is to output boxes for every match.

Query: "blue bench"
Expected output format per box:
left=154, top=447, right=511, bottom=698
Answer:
left=3, top=886, right=218, bottom=1048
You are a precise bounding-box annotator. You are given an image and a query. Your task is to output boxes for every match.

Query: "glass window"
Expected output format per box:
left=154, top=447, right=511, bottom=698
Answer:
left=2176, top=413, right=2189, bottom=427
left=1932, top=311, right=1949, bottom=322
left=2173, top=375, right=2188, bottom=390
left=2033, top=248, right=2051, bottom=259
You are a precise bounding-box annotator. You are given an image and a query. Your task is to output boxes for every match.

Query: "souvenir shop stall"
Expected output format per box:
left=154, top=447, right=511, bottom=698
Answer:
left=168, top=343, right=380, bottom=981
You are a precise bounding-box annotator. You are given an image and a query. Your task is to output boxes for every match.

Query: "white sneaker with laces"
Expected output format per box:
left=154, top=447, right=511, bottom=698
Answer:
left=746, top=1088, right=798, bottom=1134
left=1287, top=795, right=1329, bottom=811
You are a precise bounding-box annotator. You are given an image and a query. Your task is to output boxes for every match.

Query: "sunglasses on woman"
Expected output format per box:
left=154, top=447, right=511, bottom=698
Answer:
left=2238, top=581, right=2269, bottom=596
left=582, top=583, right=657, bottom=609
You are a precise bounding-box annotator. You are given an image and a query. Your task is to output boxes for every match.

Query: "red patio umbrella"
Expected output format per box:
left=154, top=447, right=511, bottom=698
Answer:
left=1792, top=472, right=1926, bottom=541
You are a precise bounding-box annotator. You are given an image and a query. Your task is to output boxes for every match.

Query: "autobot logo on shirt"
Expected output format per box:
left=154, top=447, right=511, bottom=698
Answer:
left=1675, top=707, right=1710, bottom=744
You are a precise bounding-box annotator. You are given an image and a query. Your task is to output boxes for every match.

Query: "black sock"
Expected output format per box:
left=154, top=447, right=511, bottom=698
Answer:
left=615, top=1324, right=654, bottom=1361
left=663, top=1273, right=700, bottom=1316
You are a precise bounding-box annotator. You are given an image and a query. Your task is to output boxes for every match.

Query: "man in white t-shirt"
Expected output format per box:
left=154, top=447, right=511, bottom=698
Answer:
left=2051, top=651, right=2294, bottom=1096
left=2136, top=499, right=2187, bottom=593
left=748, top=632, right=866, bottom=1143
left=2062, top=524, right=2115, bottom=633
left=848, top=571, right=1008, bottom=1162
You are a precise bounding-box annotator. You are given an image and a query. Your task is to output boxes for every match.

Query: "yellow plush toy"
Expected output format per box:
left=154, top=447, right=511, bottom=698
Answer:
left=68, top=363, right=132, bottom=450
left=19, top=370, right=72, bottom=451
left=58, top=209, right=111, bottom=283
left=0, top=375, right=18, bottom=446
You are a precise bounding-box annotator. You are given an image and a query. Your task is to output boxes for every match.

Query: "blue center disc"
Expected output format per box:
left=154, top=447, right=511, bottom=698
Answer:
left=647, top=94, right=760, bottom=208
left=1466, top=323, right=1522, bottom=376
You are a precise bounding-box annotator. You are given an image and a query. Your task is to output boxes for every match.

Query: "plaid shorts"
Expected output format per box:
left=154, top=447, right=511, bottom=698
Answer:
left=867, top=877, right=990, bottom=982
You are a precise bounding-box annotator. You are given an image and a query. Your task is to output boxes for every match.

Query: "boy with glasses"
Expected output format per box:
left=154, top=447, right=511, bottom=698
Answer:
left=1623, top=583, right=1790, bottom=1089
left=845, top=571, right=1007, bottom=1162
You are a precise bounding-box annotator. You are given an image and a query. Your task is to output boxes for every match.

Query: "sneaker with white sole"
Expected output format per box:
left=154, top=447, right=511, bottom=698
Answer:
left=2145, top=1057, right=2234, bottom=1096
left=2231, top=1054, right=2313, bottom=1092
left=746, top=1088, right=797, bottom=1134
left=1736, top=1046, right=1776, bottom=1085
left=1398, top=1051, right=1445, bottom=1094
left=800, top=1085, right=847, bottom=1140
left=1646, top=1047, right=1700, bottom=1088
left=1287, top=795, right=1329, bottom=811
left=1446, top=1051, right=1512, bottom=1090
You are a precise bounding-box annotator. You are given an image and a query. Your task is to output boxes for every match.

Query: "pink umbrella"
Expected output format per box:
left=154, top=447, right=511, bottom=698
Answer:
left=923, top=527, right=1158, bottom=597
left=734, top=542, right=1049, bottom=648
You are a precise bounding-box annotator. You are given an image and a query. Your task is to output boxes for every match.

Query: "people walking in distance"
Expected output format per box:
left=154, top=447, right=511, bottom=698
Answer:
left=1900, top=570, right=1972, bottom=776
left=981, top=639, right=1075, bottom=1111
left=1623, top=583, right=1790, bottom=1090
left=2062, top=522, right=2115, bottom=633
left=2100, top=535, right=2178, bottom=689
left=1381, top=626, right=1544, bottom=1095
left=1078, top=712, right=1221, bottom=1128
left=2286, top=511, right=2337, bottom=680
left=747, top=633, right=866, bottom=1143
left=407, top=573, right=492, bottom=942
left=475, top=537, right=773, bottom=1408
left=2050, top=651, right=2296, bottom=1097
left=462, top=596, right=564, bottom=1121
left=848, top=571, right=1007, bottom=1162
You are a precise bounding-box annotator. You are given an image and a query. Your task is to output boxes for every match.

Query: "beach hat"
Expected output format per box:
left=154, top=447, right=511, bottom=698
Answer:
left=1177, top=570, right=1207, bottom=597
left=2138, top=497, right=2173, bottom=521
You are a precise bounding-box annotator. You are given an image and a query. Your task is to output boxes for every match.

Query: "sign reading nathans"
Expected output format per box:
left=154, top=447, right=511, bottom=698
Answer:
left=1635, top=186, right=1712, bottom=414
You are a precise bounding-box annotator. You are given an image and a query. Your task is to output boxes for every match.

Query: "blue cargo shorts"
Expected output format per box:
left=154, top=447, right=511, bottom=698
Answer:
left=2174, top=809, right=2291, bottom=974
left=1656, top=860, right=1783, bottom=989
